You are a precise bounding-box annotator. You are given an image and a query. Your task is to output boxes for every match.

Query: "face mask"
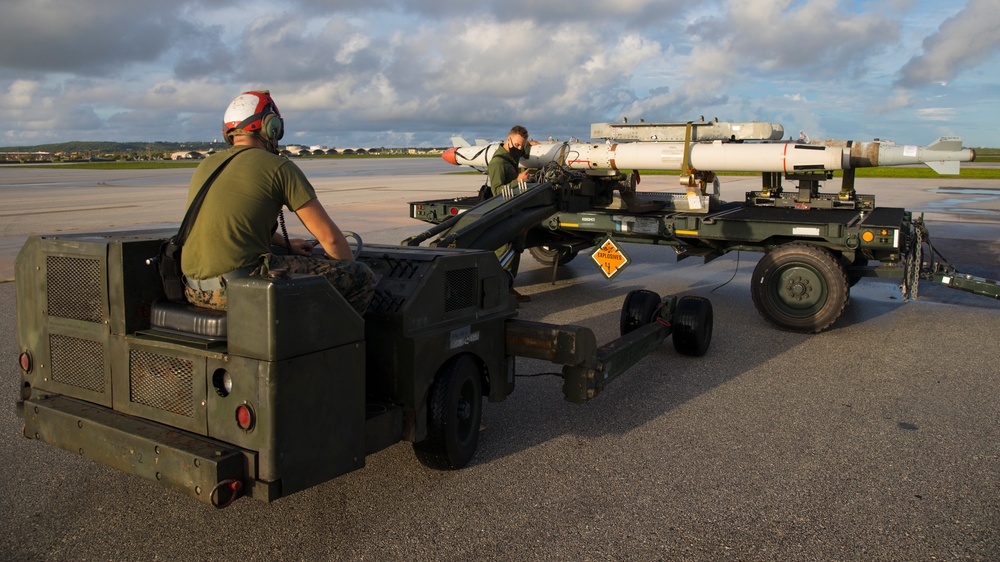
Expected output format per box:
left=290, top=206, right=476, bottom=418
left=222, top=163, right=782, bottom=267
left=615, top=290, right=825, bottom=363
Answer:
left=507, top=139, right=523, bottom=160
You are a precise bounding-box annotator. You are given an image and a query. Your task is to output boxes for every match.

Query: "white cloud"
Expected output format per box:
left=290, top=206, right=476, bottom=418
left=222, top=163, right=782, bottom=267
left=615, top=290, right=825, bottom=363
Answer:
left=0, top=0, right=997, bottom=147
left=872, top=89, right=917, bottom=113
left=916, top=107, right=957, bottom=121
left=6, top=80, right=40, bottom=109
left=896, top=0, right=1000, bottom=88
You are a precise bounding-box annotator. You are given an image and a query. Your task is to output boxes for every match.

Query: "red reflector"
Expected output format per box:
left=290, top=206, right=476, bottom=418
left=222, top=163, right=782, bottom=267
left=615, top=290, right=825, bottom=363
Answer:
left=19, top=352, right=31, bottom=373
left=236, top=405, right=254, bottom=431
left=450, top=207, right=458, bottom=215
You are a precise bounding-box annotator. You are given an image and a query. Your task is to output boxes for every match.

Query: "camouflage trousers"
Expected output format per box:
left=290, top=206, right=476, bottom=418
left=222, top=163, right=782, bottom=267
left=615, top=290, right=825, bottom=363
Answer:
left=184, top=254, right=376, bottom=316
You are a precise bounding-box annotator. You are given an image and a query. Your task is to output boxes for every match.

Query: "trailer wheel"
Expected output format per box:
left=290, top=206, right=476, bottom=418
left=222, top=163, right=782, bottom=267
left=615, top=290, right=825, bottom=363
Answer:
left=413, top=354, right=483, bottom=470
left=529, top=245, right=578, bottom=266
left=620, top=289, right=662, bottom=336
left=751, top=243, right=848, bottom=333
left=672, top=296, right=713, bottom=357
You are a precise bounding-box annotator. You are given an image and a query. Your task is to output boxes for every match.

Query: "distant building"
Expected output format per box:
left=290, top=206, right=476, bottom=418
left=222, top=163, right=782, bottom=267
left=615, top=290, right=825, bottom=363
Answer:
left=171, top=151, right=205, bottom=160
left=0, top=151, right=52, bottom=162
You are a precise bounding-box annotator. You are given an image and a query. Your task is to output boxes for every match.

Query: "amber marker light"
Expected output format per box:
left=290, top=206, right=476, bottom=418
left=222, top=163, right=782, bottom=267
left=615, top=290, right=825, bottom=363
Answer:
left=861, top=231, right=875, bottom=243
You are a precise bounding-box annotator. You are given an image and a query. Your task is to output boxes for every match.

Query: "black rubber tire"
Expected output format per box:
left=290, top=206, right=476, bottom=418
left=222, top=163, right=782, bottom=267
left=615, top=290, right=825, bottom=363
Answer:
left=751, top=243, right=849, bottom=333
left=413, top=354, right=483, bottom=470
left=620, top=289, right=662, bottom=336
left=672, top=296, right=713, bottom=357
left=529, top=245, right=578, bottom=266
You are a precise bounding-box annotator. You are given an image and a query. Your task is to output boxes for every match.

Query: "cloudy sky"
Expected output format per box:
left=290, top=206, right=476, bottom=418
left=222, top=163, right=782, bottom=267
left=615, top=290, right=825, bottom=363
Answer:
left=1, top=0, right=998, bottom=149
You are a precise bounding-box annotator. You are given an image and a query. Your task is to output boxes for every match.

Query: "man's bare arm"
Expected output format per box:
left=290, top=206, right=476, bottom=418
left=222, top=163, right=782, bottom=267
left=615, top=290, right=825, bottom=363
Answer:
left=293, top=198, right=354, bottom=260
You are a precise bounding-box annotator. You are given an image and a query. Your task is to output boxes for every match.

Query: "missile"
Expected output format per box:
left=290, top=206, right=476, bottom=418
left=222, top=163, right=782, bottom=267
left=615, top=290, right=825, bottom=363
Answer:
left=590, top=120, right=785, bottom=142
left=442, top=142, right=501, bottom=167
left=808, top=137, right=975, bottom=175
left=442, top=137, right=975, bottom=174
left=530, top=141, right=849, bottom=173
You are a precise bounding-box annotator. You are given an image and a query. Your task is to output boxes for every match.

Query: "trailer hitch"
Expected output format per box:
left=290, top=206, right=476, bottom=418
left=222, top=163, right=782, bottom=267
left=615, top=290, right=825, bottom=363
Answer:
left=903, top=215, right=1000, bottom=301
left=505, top=292, right=713, bottom=404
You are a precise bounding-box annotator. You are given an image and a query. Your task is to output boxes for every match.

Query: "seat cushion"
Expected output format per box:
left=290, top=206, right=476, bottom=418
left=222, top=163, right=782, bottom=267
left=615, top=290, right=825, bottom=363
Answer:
left=150, top=300, right=228, bottom=341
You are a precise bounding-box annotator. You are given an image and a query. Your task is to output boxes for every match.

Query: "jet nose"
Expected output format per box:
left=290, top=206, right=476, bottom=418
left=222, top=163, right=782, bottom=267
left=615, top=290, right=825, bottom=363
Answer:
left=442, top=147, right=459, bottom=166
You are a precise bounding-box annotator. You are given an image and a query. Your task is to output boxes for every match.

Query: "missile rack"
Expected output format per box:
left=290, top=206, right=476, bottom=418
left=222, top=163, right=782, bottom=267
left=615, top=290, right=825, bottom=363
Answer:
left=408, top=162, right=1000, bottom=334
left=591, top=119, right=868, bottom=209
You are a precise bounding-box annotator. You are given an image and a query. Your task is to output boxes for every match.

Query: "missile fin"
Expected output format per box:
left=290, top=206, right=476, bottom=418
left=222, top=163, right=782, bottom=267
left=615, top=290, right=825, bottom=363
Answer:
left=925, top=160, right=960, bottom=175
left=926, top=136, right=963, bottom=152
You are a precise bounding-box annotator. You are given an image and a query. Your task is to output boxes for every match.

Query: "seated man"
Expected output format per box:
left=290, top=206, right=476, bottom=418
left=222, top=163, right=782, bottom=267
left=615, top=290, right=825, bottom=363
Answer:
left=181, top=90, right=375, bottom=315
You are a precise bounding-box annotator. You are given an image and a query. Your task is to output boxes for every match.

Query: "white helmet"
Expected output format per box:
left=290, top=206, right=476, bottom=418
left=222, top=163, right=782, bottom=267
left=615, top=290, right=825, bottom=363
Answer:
left=222, top=90, right=283, bottom=145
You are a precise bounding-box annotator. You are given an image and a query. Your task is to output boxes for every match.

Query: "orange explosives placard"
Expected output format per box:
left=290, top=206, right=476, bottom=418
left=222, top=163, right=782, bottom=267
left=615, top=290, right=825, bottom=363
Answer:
left=591, top=237, right=630, bottom=279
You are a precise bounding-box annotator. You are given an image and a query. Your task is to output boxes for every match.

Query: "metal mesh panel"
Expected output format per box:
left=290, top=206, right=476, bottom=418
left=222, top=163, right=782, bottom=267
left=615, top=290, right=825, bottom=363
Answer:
left=46, top=256, right=103, bottom=323
left=49, top=334, right=105, bottom=393
left=445, top=267, right=478, bottom=312
left=129, top=350, right=194, bottom=418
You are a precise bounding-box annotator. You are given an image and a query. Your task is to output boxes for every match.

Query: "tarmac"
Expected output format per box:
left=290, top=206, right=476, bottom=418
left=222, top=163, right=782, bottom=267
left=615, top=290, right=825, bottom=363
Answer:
left=0, top=159, right=997, bottom=560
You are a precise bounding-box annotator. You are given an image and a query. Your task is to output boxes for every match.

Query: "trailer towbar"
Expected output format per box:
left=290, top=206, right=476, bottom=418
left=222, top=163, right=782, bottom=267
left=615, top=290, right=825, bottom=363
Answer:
left=505, top=293, right=714, bottom=404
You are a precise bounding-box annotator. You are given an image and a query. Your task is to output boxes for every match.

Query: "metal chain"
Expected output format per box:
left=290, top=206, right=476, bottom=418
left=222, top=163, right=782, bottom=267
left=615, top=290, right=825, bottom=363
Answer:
left=901, top=221, right=923, bottom=301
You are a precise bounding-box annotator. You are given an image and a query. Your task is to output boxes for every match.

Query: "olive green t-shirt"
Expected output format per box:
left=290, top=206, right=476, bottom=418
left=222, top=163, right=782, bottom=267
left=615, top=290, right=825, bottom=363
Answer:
left=181, top=147, right=317, bottom=279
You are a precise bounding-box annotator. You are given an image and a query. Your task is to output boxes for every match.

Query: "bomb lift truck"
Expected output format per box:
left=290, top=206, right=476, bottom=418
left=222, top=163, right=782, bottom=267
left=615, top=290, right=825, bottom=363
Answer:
left=14, top=172, right=713, bottom=508
left=415, top=120, right=1000, bottom=333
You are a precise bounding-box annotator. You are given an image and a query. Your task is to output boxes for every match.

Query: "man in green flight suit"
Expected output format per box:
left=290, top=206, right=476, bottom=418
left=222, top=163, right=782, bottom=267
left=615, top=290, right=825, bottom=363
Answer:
left=487, top=125, right=538, bottom=302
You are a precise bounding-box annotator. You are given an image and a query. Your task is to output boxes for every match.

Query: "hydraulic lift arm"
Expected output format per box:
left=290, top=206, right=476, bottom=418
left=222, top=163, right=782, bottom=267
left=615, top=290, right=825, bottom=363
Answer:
left=403, top=181, right=559, bottom=250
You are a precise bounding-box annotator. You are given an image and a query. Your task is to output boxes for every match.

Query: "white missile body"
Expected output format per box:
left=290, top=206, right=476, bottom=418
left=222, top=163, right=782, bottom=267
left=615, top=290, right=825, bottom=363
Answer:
left=442, top=137, right=975, bottom=174
left=524, top=141, right=849, bottom=173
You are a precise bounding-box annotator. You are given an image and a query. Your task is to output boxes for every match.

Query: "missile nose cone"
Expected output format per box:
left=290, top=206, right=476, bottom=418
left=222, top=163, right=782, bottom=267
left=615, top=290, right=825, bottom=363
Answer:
left=443, top=147, right=459, bottom=166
